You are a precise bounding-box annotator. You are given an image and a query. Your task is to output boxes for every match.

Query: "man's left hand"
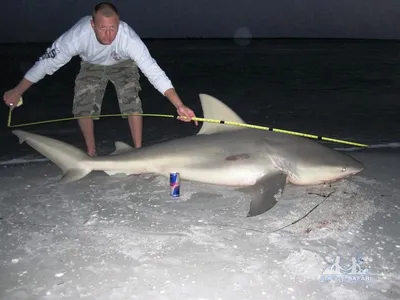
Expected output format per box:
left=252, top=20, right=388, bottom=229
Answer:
left=177, top=105, right=198, bottom=126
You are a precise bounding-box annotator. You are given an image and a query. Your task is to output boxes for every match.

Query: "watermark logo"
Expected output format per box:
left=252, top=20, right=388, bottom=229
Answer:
left=111, top=51, right=122, bottom=61
left=320, top=256, right=374, bottom=282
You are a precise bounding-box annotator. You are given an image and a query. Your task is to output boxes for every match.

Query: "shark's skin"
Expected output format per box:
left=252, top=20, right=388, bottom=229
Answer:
left=12, top=94, right=365, bottom=217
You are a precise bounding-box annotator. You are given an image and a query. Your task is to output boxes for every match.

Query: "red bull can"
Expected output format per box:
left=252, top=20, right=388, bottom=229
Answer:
left=170, top=172, right=180, bottom=197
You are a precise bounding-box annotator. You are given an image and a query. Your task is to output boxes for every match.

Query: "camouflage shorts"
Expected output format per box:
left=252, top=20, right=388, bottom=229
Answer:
left=72, top=59, right=142, bottom=119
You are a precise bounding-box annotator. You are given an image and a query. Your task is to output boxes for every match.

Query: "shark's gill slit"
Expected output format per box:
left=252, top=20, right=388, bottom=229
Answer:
left=225, top=154, right=251, bottom=161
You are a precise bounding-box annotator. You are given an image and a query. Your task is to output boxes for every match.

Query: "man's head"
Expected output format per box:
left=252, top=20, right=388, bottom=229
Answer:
left=90, top=2, right=120, bottom=45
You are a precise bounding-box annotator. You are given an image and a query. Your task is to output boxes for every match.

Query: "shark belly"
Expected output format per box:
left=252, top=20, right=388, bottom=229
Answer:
left=175, top=167, right=267, bottom=186
left=152, top=156, right=277, bottom=187
left=91, top=160, right=155, bottom=176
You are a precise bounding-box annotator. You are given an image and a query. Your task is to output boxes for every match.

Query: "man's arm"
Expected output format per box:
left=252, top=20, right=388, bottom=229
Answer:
left=164, top=88, right=184, bottom=108
left=4, top=26, right=80, bottom=107
left=126, top=36, right=174, bottom=95
left=13, top=78, right=34, bottom=96
left=125, top=28, right=197, bottom=124
left=24, top=33, right=79, bottom=84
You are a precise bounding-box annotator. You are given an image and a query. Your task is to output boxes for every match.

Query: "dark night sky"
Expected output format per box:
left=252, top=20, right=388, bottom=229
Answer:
left=2, top=0, right=400, bottom=43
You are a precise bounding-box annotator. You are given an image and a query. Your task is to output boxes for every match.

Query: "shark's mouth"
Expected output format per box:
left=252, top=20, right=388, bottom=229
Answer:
left=288, top=174, right=351, bottom=186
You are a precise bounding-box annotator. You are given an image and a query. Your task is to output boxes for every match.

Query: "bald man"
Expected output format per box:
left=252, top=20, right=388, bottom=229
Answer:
left=4, top=2, right=198, bottom=156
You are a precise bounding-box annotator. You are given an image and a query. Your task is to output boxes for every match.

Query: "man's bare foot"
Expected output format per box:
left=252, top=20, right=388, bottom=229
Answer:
left=87, top=149, right=97, bottom=157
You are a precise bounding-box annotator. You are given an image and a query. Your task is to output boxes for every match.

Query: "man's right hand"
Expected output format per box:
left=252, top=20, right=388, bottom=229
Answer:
left=3, top=89, right=22, bottom=108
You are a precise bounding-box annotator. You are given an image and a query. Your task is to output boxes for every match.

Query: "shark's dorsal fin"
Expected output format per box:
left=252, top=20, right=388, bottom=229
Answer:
left=110, top=141, right=134, bottom=155
left=197, top=94, right=247, bottom=135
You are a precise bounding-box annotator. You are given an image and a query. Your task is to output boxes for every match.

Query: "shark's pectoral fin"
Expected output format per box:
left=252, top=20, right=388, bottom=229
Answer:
left=239, top=172, right=287, bottom=217
left=59, top=168, right=92, bottom=184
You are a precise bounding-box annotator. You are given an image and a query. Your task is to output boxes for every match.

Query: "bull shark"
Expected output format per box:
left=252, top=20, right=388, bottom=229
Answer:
left=12, top=94, right=364, bottom=217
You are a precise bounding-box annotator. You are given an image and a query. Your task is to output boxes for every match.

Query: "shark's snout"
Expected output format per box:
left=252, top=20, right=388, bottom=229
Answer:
left=288, top=153, right=365, bottom=185
left=332, top=157, right=365, bottom=183
left=347, top=160, right=365, bottom=176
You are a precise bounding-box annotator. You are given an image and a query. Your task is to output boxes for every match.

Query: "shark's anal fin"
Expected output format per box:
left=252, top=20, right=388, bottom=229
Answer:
left=239, top=172, right=287, bottom=217
left=197, top=94, right=247, bottom=135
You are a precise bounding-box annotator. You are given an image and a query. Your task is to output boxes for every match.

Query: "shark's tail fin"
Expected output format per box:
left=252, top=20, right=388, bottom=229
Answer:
left=12, top=130, right=92, bottom=183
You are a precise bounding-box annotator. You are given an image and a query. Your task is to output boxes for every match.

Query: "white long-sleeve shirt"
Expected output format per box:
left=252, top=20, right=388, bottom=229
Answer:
left=25, top=16, right=174, bottom=94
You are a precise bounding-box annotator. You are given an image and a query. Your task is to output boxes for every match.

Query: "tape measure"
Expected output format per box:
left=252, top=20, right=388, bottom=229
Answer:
left=10, top=97, right=23, bottom=108
left=16, top=97, right=23, bottom=107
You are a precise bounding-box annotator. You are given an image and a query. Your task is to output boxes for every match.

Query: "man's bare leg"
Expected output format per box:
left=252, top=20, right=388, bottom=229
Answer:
left=78, top=118, right=97, bottom=156
left=128, top=114, right=142, bottom=148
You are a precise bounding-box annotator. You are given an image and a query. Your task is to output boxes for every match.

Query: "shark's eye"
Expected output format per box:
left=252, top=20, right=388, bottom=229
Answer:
left=342, top=167, right=347, bottom=172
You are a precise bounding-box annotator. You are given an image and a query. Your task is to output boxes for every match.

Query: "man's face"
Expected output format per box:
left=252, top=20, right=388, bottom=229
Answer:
left=91, top=13, right=119, bottom=45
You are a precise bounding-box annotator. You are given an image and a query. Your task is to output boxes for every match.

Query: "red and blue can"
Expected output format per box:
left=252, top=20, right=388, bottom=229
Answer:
left=170, top=172, right=180, bottom=197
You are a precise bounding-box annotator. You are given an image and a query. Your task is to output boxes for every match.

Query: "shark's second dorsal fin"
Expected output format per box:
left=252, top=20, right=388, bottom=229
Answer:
left=110, top=141, right=134, bottom=155
left=197, top=94, right=247, bottom=135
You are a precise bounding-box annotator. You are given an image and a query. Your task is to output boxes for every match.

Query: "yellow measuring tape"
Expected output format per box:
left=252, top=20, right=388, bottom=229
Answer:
left=7, top=98, right=369, bottom=148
